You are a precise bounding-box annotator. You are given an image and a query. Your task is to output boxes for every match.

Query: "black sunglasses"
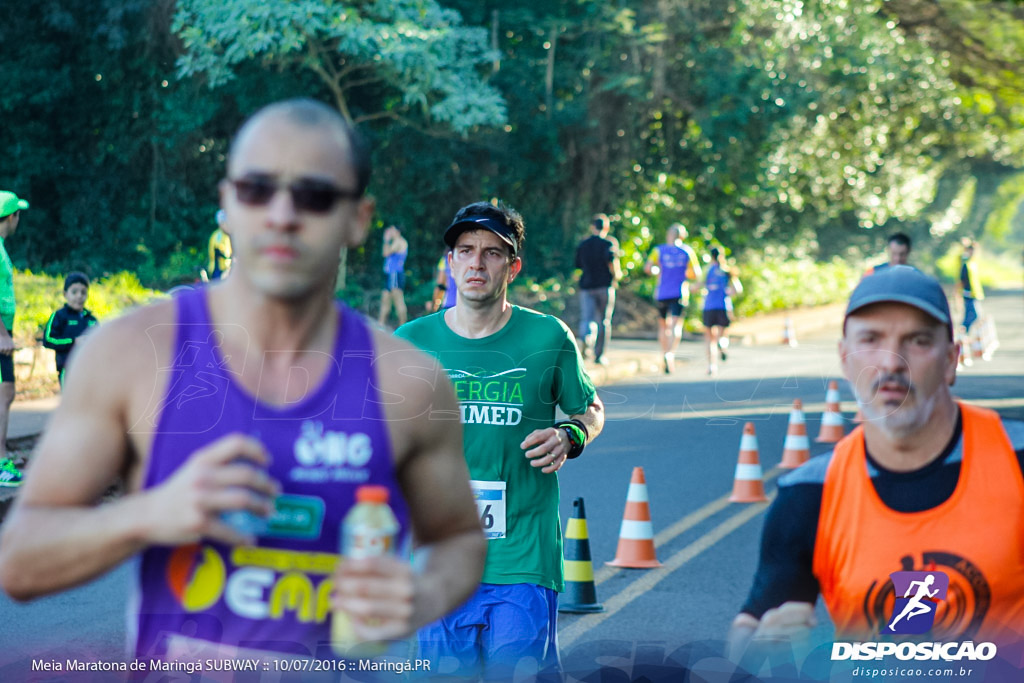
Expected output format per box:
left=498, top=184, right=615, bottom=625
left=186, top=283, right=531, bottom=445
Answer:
left=229, top=176, right=361, bottom=214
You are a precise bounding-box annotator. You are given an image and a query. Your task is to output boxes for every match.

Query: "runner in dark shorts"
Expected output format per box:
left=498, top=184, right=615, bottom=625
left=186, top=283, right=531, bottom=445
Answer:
left=703, top=308, right=730, bottom=329
left=702, top=247, right=741, bottom=375
left=657, top=298, right=685, bottom=319
left=644, top=224, right=701, bottom=373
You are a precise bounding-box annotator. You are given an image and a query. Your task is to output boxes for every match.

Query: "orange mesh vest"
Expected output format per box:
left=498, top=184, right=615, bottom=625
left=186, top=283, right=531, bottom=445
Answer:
left=813, top=403, right=1024, bottom=642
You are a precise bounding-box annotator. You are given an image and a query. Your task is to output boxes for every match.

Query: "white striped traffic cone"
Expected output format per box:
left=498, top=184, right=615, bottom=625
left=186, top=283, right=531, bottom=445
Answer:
left=971, top=329, right=985, bottom=359
left=730, top=423, right=768, bottom=503
left=780, top=399, right=810, bottom=469
left=980, top=316, right=999, bottom=361
left=815, top=381, right=846, bottom=443
left=958, top=330, right=973, bottom=368
left=606, top=467, right=662, bottom=568
left=782, top=317, right=798, bottom=347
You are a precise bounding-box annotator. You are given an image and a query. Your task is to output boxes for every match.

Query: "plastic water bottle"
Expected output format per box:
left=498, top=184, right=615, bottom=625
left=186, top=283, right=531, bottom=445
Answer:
left=220, top=433, right=274, bottom=538
left=220, top=470, right=273, bottom=537
left=332, top=485, right=399, bottom=656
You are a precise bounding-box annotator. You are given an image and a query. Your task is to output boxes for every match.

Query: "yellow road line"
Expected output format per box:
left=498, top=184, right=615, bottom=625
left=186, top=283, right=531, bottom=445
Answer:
left=563, top=396, right=1023, bottom=645
left=561, top=491, right=777, bottom=649
left=614, top=396, right=1024, bottom=421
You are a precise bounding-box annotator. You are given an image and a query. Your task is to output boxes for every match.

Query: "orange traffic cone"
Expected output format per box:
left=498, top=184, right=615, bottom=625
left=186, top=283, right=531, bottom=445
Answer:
left=780, top=399, right=810, bottom=469
left=815, top=381, right=846, bottom=443
left=559, top=497, right=604, bottom=613
left=730, top=423, right=768, bottom=503
left=782, top=317, right=798, bottom=347
left=607, top=467, right=662, bottom=568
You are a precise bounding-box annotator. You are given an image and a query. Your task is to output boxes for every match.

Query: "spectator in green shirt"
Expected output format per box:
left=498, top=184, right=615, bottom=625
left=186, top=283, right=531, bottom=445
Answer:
left=0, top=191, right=28, bottom=487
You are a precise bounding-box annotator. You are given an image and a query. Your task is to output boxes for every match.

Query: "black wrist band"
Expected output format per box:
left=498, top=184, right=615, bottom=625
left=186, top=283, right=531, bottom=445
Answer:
left=567, top=418, right=589, bottom=443
left=555, top=421, right=586, bottom=459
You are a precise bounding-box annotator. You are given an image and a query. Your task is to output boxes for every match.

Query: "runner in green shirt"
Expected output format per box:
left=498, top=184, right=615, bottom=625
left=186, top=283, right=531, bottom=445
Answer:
left=397, top=201, right=605, bottom=679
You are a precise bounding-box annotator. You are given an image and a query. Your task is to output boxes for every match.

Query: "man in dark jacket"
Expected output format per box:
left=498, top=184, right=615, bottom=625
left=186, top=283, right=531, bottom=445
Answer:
left=574, top=213, right=621, bottom=364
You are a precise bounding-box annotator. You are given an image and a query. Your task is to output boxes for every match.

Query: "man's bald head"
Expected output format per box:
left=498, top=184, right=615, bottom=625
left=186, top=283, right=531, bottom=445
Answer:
left=228, top=99, right=371, bottom=196
left=667, top=223, right=686, bottom=242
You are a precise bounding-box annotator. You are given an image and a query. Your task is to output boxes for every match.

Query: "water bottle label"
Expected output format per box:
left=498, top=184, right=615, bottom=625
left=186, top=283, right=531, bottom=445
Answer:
left=471, top=480, right=506, bottom=540
left=346, top=529, right=395, bottom=559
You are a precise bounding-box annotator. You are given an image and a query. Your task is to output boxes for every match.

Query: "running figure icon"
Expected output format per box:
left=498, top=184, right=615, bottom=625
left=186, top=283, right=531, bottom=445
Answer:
left=888, top=574, right=939, bottom=631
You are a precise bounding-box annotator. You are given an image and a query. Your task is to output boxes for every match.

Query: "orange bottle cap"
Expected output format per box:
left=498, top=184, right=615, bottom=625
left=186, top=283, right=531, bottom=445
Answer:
left=356, top=485, right=390, bottom=504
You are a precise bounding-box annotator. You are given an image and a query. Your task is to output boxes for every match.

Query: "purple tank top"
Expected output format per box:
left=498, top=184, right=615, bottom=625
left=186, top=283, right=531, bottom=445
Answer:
left=132, top=289, right=410, bottom=660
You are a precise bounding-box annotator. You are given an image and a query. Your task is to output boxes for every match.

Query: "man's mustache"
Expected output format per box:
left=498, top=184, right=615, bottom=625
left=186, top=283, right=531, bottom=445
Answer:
left=870, top=373, right=912, bottom=395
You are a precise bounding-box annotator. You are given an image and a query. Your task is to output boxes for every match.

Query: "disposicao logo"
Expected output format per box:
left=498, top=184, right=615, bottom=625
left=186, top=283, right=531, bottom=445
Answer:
left=831, top=569, right=998, bottom=663
left=884, top=570, right=948, bottom=635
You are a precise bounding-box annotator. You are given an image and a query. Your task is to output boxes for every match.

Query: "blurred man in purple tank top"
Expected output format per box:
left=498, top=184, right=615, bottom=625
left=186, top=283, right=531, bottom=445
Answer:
left=0, top=99, right=484, bottom=666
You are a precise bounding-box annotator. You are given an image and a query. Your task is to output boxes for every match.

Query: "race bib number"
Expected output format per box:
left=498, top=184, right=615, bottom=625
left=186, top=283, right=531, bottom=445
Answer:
left=471, top=480, right=507, bottom=540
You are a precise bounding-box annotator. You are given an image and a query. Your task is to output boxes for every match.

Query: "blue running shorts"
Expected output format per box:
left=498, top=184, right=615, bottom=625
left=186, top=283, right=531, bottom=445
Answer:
left=417, top=583, right=560, bottom=680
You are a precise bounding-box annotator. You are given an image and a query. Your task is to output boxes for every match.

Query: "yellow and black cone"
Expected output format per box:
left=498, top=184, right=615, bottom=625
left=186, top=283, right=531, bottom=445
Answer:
left=559, top=497, right=605, bottom=613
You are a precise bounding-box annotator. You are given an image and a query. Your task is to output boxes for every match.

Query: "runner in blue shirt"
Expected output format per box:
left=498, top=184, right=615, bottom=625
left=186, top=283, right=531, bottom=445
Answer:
left=702, top=247, right=741, bottom=376
left=429, top=250, right=457, bottom=312
left=644, top=223, right=701, bottom=373
left=377, top=225, right=408, bottom=328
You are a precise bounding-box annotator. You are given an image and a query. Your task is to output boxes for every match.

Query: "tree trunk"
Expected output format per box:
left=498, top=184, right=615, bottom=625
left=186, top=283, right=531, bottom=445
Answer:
left=491, top=10, right=501, bottom=73
left=545, top=25, right=557, bottom=118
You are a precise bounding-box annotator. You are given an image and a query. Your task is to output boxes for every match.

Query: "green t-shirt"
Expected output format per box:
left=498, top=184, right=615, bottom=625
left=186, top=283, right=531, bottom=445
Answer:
left=396, top=306, right=596, bottom=591
left=0, top=238, right=15, bottom=331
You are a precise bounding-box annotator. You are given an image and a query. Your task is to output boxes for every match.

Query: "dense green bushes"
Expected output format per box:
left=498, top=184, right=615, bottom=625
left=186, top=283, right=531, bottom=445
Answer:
left=730, top=252, right=860, bottom=318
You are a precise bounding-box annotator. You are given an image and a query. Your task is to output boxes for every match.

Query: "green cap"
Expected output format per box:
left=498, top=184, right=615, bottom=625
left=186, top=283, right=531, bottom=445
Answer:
left=0, top=191, right=29, bottom=219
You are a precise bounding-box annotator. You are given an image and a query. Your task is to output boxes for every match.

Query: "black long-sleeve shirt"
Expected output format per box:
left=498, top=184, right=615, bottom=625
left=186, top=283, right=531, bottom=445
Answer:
left=43, top=304, right=98, bottom=372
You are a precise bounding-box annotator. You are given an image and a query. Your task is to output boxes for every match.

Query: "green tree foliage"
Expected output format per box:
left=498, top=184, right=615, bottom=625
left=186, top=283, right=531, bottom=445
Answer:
left=2, top=0, right=1023, bottom=299
left=0, top=1, right=232, bottom=281
left=173, top=0, right=507, bottom=133
left=565, top=0, right=1024, bottom=271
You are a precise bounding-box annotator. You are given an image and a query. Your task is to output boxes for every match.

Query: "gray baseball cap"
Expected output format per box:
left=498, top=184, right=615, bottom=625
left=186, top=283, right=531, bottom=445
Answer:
left=845, top=266, right=952, bottom=336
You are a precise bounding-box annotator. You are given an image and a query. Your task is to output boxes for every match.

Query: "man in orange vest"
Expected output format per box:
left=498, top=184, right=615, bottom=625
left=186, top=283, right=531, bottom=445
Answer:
left=730, top=266, right=1024, bottom=654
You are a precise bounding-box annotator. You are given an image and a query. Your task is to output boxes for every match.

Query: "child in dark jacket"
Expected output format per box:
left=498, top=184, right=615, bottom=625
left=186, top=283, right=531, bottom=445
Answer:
left=43, top=272, right=98, bottom=387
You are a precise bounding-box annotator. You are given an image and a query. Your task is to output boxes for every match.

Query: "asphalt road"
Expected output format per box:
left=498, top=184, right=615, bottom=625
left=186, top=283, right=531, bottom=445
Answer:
left=554, top=290, right=1024, bottom=681
left=0, top=291, right=1021, bottom=682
